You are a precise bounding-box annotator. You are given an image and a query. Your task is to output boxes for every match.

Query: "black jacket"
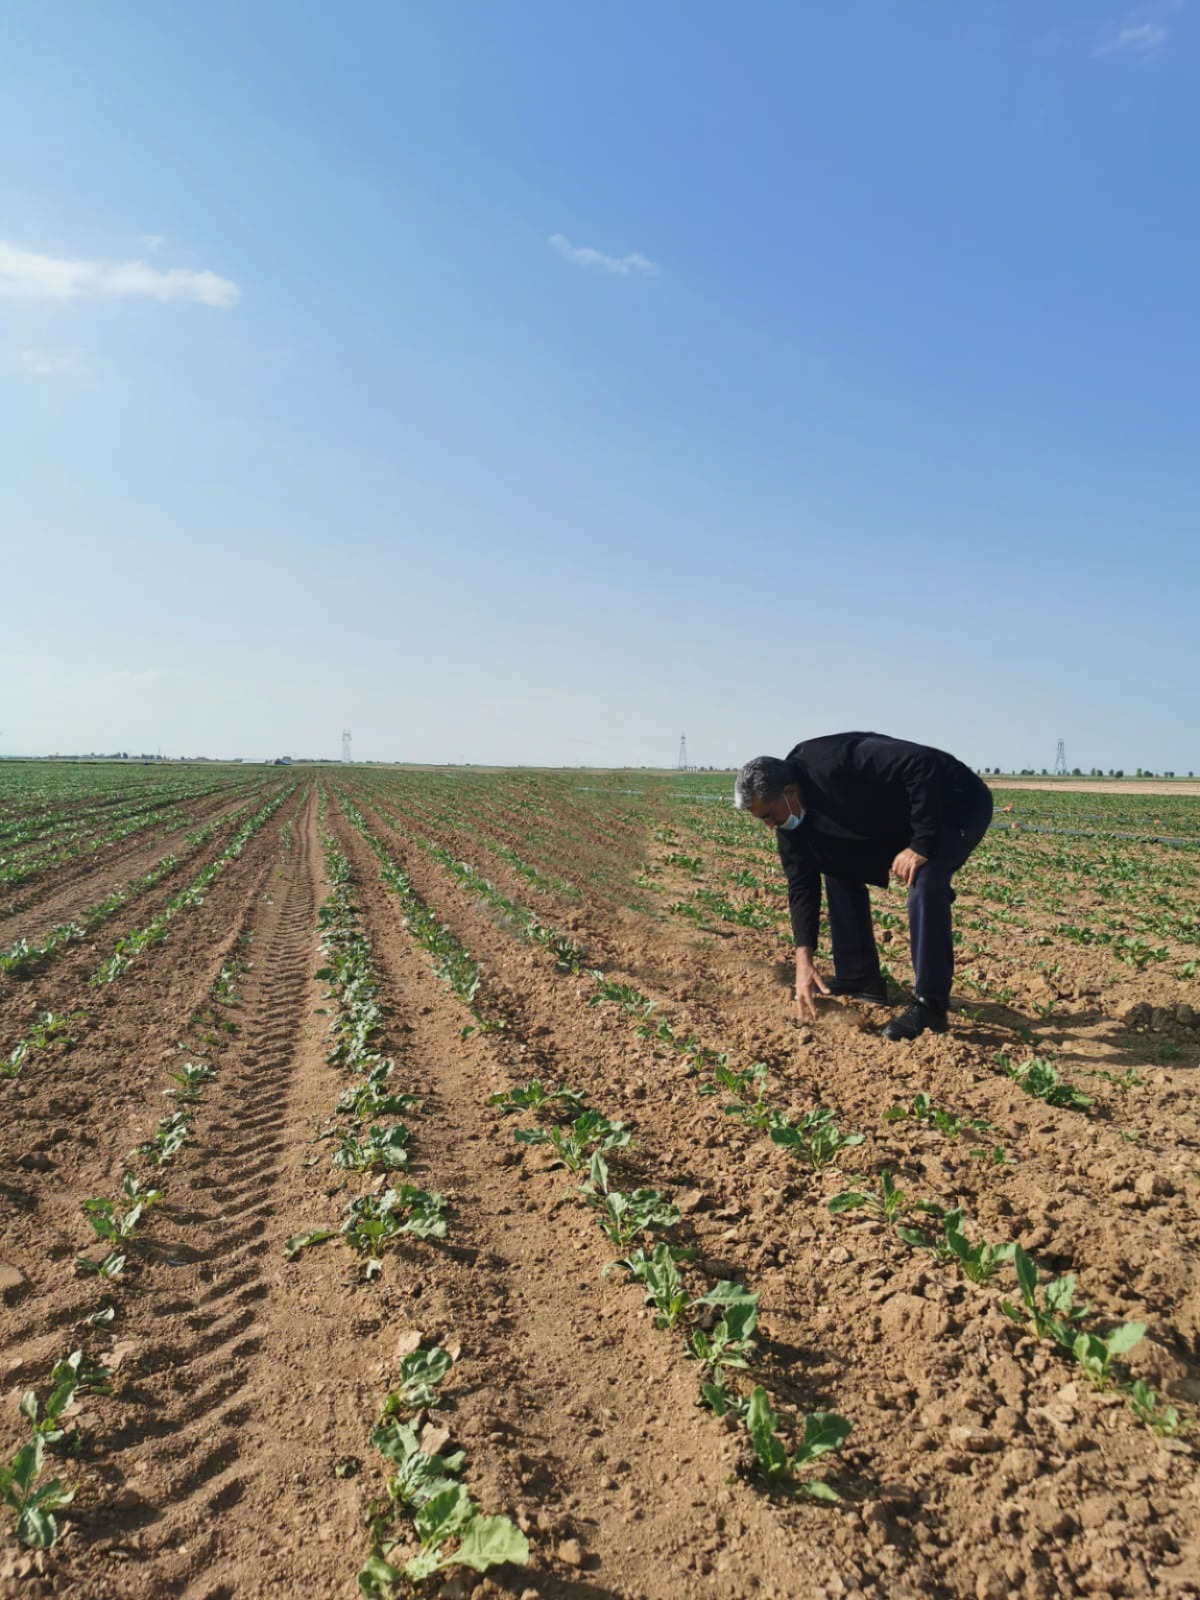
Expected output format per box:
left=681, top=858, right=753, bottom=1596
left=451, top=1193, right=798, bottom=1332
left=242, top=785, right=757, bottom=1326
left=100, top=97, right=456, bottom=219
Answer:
left=776, top=732, right=983, bottom=949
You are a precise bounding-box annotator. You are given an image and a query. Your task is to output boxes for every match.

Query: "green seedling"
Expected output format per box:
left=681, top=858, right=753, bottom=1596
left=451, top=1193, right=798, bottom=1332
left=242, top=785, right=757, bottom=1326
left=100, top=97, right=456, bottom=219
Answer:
left=689, top=1283, right=760, bottom=1412
left=699, top=1060, right=773, bottom=1129
left=369, top=1419, right=466, bottom=1507
left=0, top=937, right=33, bottom=973
left=941, top=1214, right=1017, bottom=1285
left=1127, top=1379, right=1183, bottom=1436
left=894, top=1205, right=956, bottom=1263
left=587, top=1187, right=681, bottom=1250
left=572, top=1147, right=615, bottom=1206
left=1001, top=1246, right=1091, bottom=1348
left=214, top=959, right=246, bottom=1006
left=884, top=1091, right=992, bottom=1140
left=587, top=974, right=656, bottom=1018
left=768, top=1107, right=864, bottom=1170
left=336, top=1063, right=420, bottom=1121
left=744, top=1387, right=851, bottom=1500
left=19, top=1351, right=109, bottom=1451
left=1083, top=1067, right=1145, bottom=1091
left=133, top=1109, right=192, bottom=1166
left=0, top=1435, right=76, bottom=1549
left=283, top=1228, right=337, bottom=1261
left=410, top=1503, right=528, bottom=1584
left=75, top=1250, right=126, bottom=1280
left=164, top=1062, right=215, bottom=1103
left=396, top=1347, right=455, bottom=1410
left=5, top=1010, right=87, bottom=1077
left=969, top=1144, right=1013, bottom=1166
left=487, top=1079, right=588, bottom=1118
left=331, top=1123, right=412, bottom=1173
left=827, top=1168, right=920, bottom=1224
left=361, top=1485, right=529, bottom=1591
left=614, top=1242, right=693, bottom=1328
left=531, top=927, right=589, bottom=974
left=342, top=1186, right=449, bottom=1254
left=998, top=1054, right=1094, bottom=1112
left=514, top=1111, right=630, bottom=1172
left=635, top=1015, right=680, bottom=1049
left=81, top=1179, right=158, bottom=1247
left=1073, top=1323, right=1146, bottom=1389
left=1115, top=937, right=1169, bottom=971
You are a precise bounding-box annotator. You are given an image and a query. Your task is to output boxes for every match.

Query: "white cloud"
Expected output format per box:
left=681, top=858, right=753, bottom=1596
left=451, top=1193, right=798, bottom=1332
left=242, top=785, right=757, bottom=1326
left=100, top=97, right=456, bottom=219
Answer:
left=138, top=234, right=166, bottom=252
left=548, top=233, right=659, bottom=278
left=0, top=242, right=239, bottom=307
left=1094, top=20, right=1167, bottom=54
left=16, top=348, right=80, bottom=376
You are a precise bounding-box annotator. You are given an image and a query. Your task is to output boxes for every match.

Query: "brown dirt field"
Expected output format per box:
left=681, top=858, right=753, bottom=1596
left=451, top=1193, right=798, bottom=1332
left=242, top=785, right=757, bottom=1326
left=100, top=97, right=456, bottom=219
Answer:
left=337, top=786, right=1200, bottom=1600
left=3, top=774, right=1198, bottom=1600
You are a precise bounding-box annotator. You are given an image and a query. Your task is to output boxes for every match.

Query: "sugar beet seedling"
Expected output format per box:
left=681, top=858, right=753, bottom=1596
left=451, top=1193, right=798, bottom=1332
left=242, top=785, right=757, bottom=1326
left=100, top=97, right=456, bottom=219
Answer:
left=358, top=1347, right=528, bottom=1593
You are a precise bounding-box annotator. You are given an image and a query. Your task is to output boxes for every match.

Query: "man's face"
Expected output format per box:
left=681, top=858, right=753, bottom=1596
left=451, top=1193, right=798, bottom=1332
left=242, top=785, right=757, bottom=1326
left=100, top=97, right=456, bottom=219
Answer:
left=747, top=784, right=802, bottom=829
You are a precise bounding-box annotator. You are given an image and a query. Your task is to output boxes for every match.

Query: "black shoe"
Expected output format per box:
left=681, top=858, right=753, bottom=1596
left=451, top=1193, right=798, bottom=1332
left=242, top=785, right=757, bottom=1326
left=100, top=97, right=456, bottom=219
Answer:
left=882, top=997, right=949, bottom=1041
left=821, top=975, right=889, bottom=1004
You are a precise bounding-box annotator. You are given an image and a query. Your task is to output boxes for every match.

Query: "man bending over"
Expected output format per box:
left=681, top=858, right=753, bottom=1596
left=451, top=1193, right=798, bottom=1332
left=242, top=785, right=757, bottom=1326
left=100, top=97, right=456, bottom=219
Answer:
left=734, top=732, right=993, bottom=1040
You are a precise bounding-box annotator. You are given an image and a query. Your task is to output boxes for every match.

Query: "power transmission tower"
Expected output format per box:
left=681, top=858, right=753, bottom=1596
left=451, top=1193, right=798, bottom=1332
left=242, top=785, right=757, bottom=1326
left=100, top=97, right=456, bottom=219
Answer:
left=342, top=729, right=352, bottom=765
left=1054, top=738, right=1066, bottom=776
left=677, top=733, right=689, bottom=771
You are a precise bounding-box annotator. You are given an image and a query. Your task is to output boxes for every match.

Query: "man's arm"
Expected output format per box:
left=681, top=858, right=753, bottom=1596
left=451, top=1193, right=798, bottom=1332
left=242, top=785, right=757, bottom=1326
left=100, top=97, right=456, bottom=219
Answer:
left=777, top=834, right=830, bottom=1018
left=778, top=831, right=821, bottom=948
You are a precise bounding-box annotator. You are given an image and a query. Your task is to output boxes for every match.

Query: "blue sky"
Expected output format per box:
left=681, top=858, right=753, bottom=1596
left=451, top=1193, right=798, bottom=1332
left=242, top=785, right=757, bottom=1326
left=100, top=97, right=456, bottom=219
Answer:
left=2, top=2, right=1196, bottom=770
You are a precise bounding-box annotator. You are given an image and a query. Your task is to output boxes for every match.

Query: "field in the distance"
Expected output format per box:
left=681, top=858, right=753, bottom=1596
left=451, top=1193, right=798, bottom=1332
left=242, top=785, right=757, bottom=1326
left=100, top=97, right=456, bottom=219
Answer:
left=2, top=763, right=1198, bottom=1600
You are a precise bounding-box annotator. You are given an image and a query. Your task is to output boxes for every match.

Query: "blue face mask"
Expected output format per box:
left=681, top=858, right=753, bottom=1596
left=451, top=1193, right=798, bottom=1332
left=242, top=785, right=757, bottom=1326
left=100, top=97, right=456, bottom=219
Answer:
left=779, top=801, right=803, bottom=831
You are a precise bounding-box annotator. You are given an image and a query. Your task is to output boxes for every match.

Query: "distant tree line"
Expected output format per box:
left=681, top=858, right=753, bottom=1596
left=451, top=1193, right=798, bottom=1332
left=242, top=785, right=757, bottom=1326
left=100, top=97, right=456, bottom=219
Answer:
left=978, top=767, right=1193, bottom=779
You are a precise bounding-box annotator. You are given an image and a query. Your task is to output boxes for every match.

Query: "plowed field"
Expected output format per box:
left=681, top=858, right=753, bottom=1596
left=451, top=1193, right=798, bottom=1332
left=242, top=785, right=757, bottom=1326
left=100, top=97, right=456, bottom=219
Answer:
left=2, top=765, right=1198, bottom=1600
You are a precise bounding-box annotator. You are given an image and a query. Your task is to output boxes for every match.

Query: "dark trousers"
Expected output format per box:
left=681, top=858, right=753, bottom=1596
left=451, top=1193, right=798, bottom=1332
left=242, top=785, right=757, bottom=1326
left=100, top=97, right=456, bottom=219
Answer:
left=825, top=784, right=994, bottom=1007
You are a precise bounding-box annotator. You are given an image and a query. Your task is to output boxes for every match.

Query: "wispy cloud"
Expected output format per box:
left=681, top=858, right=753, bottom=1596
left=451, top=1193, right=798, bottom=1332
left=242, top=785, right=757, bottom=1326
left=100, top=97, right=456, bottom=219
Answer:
left=138, top=233, right=166, bottom=252
left=548, top=233, right=659, bottom=278
left=1093, top=19, right=1168, bottom=55
left=0, top=242, right=239, bottom=307
left=15, top=348, right=81, bottom=376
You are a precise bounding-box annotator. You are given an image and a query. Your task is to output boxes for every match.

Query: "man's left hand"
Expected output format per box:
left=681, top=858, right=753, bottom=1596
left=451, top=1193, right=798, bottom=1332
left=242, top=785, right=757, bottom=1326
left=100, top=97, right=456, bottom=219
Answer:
left=891, top=848, right=928, bottom=886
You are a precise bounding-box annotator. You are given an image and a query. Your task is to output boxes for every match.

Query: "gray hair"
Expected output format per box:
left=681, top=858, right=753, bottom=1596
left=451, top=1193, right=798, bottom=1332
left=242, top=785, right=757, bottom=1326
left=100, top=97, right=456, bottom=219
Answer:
left=733, top=755, right=796, bottom=810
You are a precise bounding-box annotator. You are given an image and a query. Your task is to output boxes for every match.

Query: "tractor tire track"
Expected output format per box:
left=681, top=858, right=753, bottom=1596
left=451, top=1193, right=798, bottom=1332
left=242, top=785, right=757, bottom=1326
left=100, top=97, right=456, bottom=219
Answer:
left=57, top=783, right=368, bottom=1600
left=0, top=792, right=300, bottom=1371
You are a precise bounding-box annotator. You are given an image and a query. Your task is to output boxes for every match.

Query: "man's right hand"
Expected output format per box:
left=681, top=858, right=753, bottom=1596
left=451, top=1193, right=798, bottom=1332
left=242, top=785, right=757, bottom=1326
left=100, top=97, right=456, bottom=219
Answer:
left=794, top=952, right=830, bottom=1020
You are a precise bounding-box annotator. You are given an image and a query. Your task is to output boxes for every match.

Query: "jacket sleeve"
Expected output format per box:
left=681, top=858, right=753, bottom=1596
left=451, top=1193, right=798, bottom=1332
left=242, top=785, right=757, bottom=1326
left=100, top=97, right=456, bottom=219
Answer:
left=777, top=832, right=821, bottom=949
left=854, top=736, right=943, bottom=860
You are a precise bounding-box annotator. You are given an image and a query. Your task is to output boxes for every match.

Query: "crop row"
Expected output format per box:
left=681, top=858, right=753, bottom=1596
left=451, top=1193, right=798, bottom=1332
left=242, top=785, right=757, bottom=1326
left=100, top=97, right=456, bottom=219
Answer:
left=285, top=809, right=448, bottom=1274
left=285, top=795, right=527, bottom=1594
